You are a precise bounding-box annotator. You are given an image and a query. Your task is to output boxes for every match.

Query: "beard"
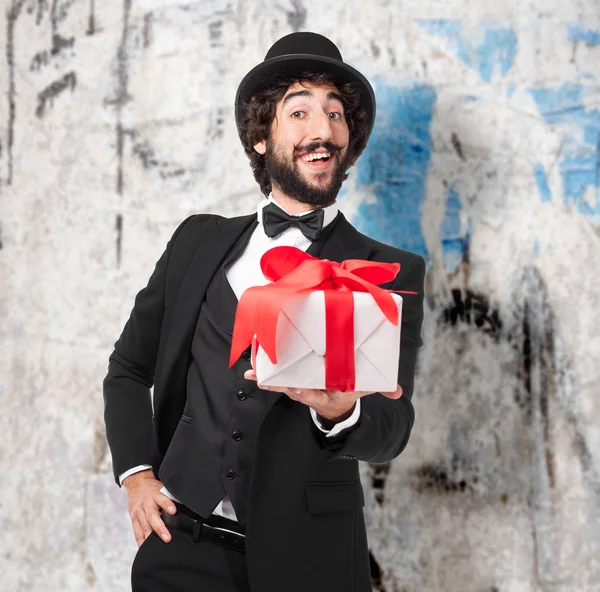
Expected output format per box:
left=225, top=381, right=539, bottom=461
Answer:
left=264, top=140, right=351, bottom=207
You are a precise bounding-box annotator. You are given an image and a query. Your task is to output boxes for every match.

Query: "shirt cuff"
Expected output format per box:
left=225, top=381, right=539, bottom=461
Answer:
left=119, top=464, right=153, bottom=486
left=309, top=399, right=361, bottom=438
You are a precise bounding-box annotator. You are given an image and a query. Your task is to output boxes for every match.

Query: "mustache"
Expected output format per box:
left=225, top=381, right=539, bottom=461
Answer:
left=294, top=141, right=343, bottom=157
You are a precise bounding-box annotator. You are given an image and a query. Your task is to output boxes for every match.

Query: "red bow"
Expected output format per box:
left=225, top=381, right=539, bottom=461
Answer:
left=229, top=246, right=416, bottom=392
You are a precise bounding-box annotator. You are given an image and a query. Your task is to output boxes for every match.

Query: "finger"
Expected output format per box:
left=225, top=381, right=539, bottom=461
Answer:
left=131, top=515, right=145, bottom=548
left=154, top=493, right=177, bottom=515
left=380, top=385, right=403, bottom=399
left=138, top=513, right=153, bottom=541
left=146, top=504, right=172, bottom=543
left=244, top=369, right=257, bottom=381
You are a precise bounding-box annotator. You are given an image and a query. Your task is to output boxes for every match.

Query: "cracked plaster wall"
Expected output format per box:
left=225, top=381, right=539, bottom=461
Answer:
left=0, top=1, right=599, bottom=591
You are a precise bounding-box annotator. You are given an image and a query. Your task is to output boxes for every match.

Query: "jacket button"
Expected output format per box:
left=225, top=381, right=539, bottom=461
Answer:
left=236, top=390, right=247, bottom=401
left=241, top=347, right=251, bottom=361
left=226, top=470, right=236, bottom=480
left=232, top=430, right=242, bottom=441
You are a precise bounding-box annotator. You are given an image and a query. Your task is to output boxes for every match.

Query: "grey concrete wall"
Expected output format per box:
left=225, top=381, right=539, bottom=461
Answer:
left=1, top=1, right=599, bottom=590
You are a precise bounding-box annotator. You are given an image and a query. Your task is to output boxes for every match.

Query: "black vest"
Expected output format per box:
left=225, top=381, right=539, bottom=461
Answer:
left=158, top=214, right=340, bottom=526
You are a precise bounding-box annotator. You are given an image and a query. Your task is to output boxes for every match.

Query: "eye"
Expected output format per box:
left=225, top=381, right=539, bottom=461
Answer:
left=329, top=112, right=343, bottom=120
left=290, top=111, right=305, bottom=119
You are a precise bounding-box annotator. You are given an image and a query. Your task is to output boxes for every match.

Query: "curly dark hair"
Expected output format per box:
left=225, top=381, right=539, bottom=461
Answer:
left=238, top=72, right=370, bottom=196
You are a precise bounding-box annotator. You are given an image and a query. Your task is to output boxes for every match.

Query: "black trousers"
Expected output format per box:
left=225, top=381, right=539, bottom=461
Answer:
left=131, top=528, right=250, bottom=591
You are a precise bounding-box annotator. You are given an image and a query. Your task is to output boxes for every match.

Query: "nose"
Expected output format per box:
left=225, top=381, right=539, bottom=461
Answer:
left=308, top=107, right=332, bottom=142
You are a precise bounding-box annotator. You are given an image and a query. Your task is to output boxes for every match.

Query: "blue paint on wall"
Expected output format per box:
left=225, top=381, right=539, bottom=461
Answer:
left=568, top=25, right=600, bottom=46
left=416, top=19, right=518, bottom=83
left=534, top=162, right=552, bottom=203
left=530, top=83, right=600, bottom=221
left=343, top=79, right=436, bottom=259
left=440, top=186, right=471, bottom=273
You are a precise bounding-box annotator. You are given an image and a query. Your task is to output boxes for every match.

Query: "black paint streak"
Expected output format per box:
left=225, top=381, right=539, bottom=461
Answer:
left=116, top=125, right=124, bottom=196
left=30, top=50, right=50, bottom=71
left=115, top=214, right=123, bottom=267
left=441, top=289, right=502, bottom=341
left=51, top=33, right=75, bottom=55
left=143, top=12, right=154, bottom=48
left=87, top=0, right=96, bottom=35
left=287, top=0, right=307, bottom=31
left=53, top=0, right=78, bottom=24
left=369, top=462, right=391, bottom=506
left=209, top=19, right=222, bottom=46
left=36, top=0, right=51, bottom=26
left=519, top=270, right=556, bottom=490
left=410, top=462, right=471, bottom=494
left=518, top=302, right=532, bottom=415
left=130, top=133, right=187, bottom=180
left=30, top=34, right=75, bottom=71
left=113, top=0, right=133, bottom=192
left=5, top=1, right=26, bottom=187
left=451, top=132, right=466, bottom=160
left=35, top=71, right=77, bottom=118
left=113, top=0, right=132, bottom=266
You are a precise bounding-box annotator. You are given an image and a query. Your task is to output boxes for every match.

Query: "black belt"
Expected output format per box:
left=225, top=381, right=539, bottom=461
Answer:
left=161, top=506, right=246, bottom=553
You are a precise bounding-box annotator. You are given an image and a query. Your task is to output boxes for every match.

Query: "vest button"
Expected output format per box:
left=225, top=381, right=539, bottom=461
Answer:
left=241, top=347, right=252, bottom=361
left=236, top=390, right=247, bottom=401
left=232, top=430, right=242, bottom=441
left=226, top=470, right=236, bottom=480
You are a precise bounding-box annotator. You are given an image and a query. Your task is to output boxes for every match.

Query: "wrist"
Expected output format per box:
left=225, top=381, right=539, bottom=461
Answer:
left=317, top=403, right=355, bottom=429
left=122, top=469, right=154, bottom=489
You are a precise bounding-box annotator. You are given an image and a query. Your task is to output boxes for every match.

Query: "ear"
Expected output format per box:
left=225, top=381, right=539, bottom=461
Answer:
left=253, top=139, right=267, bottom=155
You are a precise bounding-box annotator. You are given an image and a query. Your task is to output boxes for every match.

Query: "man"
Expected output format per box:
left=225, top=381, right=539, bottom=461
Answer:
left=103, top=32, right=426, bottom=592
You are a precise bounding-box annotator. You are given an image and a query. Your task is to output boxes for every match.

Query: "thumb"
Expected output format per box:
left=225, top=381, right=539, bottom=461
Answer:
left=380, top=385, right=403, bottom=399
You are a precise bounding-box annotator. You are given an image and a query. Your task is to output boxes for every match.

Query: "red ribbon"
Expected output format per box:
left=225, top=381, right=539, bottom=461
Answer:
left=229, top=246, right=416, bottom=392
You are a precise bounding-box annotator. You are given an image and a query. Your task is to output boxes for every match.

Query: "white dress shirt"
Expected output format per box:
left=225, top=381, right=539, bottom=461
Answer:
left=120, top=195, right=361, bottom=522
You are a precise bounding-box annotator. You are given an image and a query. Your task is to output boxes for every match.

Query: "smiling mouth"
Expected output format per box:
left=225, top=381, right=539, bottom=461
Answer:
left=299, top=151, right=332, bottom=163
left=296, top=151, right=335, bottom=172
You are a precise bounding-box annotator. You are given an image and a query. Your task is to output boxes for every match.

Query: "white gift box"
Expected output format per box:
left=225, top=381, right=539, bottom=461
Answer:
left=253, top=291, right=403, bottom=392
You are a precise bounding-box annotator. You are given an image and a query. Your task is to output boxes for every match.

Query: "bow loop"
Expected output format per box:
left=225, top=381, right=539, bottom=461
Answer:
left=260, top=245, right=315, bottom=282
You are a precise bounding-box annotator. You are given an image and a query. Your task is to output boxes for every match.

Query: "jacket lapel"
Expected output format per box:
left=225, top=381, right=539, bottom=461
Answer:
left=156, top=214, right=257, bottom=405
left=310, top=213, right=372, bottom=262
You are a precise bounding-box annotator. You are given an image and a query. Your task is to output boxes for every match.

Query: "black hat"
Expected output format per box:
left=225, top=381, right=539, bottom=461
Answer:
left=235, top=32, right=376, bottom=146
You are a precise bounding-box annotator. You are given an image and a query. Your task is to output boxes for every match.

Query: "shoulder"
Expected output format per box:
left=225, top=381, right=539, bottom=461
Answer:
left=349, top=224, right=425, bottom=268
left=170, top=212, right=249, bottom=243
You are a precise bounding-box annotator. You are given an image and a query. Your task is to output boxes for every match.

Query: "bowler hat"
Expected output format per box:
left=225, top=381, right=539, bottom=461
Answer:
left=235, top=32, right=376, bottom=145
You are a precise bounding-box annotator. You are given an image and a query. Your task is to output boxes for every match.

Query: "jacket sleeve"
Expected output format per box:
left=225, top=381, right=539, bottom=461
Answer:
left=316, top=254, right=426, bottom=463
left=102, top=216, right=195, bottom=484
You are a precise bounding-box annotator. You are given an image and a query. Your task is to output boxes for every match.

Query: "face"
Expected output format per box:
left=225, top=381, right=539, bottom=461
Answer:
left=253, top=81, right=352, bottom=207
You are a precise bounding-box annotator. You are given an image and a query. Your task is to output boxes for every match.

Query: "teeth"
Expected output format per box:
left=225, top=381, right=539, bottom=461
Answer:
left=302, top=152, right=330, bottom=162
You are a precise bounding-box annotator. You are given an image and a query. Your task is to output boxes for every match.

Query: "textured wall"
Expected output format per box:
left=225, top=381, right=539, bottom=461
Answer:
left=1, top=1, right=599, bottom=591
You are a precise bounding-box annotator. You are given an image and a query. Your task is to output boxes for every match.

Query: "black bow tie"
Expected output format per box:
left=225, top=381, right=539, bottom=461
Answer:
left=262, top=202, right=325, bottom=241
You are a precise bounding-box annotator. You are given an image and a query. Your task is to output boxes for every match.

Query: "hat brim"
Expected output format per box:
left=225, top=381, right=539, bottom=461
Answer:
left=235, top=54, right=376, bottom=145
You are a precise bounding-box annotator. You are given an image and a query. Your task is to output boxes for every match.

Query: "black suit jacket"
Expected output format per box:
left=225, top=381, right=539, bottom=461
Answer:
left=103, top=211, right=426, bottom=592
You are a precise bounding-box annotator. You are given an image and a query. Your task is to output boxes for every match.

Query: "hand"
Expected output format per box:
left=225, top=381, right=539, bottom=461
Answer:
left=243, top=369, right=402, bottom=424
left=123, top=469, right=177, bottom=547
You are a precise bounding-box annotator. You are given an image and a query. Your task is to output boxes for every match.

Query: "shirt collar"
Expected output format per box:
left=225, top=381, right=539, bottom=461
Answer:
left=256, top=194, right=339, bottom=231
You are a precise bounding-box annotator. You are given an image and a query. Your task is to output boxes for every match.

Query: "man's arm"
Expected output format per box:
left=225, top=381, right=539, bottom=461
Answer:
left=102, top=216, right=196, bottom=547
left=245, top=253, right=426, bottom=463
left=316, top=254, right=426, bottom=462
left=103, top=215, right=195, bottom=484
